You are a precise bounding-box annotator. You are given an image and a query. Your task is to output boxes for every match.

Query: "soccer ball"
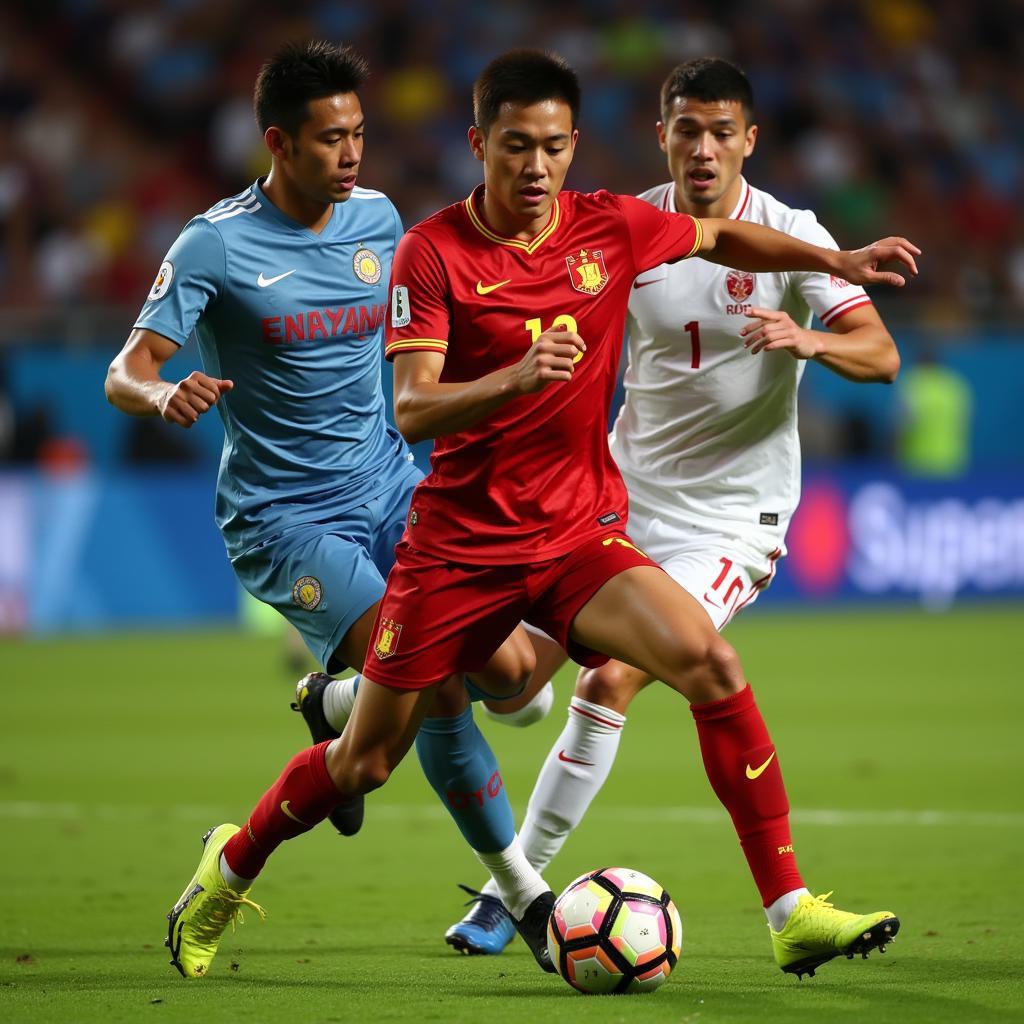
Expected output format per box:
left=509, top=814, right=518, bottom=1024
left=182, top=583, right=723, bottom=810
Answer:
left=546, top=867, right=682, bottom=994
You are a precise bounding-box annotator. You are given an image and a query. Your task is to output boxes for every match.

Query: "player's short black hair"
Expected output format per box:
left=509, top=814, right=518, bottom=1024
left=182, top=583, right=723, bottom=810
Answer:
left=473, top=50, right=581, bottom=135
left=253, top=40, right=368, bottom=136
left=660, top=57, right=754, bottom=123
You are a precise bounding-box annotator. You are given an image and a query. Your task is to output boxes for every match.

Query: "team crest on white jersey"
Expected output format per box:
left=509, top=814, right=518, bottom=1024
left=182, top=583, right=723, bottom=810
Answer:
left=148, top=260, right=174, bottom=301
left=566, top=249, right=609, bottom=295
left=353, top=247, right=382, bottom=284
left=726, top=270, right=755, bottom=303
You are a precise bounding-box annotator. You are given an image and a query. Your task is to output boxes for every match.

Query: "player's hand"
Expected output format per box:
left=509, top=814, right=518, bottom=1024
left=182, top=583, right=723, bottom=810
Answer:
left=158, top=371, right=234, bottom=428
left=740, top=308, right=818, bottom=358
left=512, top=328, right=587, bottom=394
left=836, top=237, right=920, bottom=287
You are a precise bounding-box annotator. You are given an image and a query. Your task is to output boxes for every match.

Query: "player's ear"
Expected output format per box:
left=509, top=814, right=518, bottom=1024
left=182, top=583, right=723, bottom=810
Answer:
left=744, top=123, right=758, bottom=159
left=468, top=125, right=485, bottom=163
left=656, top=121, right=668, bottom=153
left=264, top=126, right=290, bottom=161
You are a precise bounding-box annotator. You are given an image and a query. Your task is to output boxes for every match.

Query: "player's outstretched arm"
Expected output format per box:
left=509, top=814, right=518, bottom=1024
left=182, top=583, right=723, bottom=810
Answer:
left=698, top=220, right=920, bottom=287
left=393, top=329, right=586, bottom=444
left=740, top=304, right=900, bottom=383
left=105, top=328, right=233, bottom=429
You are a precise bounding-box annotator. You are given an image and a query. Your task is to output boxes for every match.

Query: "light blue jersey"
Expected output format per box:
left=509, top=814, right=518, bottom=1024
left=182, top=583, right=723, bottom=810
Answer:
left=135, top=179, right=410, bottom=559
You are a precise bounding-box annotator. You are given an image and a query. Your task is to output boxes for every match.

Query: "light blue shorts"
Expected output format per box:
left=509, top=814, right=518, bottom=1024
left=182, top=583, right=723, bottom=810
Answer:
left=232, top=460, right=421, bottom=672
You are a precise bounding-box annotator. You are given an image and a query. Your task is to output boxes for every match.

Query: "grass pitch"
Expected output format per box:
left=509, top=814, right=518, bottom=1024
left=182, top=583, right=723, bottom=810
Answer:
left=2, top=606, right=1023, bottom=1023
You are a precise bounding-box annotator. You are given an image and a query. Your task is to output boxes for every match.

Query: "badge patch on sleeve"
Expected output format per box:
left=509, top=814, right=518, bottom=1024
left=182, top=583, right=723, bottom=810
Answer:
left=391, top=285, right=411, bottom=327
left=292, top=576, right=323, bottom=610
left=148, top=260, right=174, bottom=301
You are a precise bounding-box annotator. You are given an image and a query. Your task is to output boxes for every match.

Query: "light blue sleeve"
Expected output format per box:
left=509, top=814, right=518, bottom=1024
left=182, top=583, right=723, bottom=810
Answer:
left=134, top=217, right=226, bottom=346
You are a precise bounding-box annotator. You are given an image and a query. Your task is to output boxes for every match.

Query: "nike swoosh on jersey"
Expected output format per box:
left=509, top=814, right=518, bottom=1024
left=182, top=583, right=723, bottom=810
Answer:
left=476, top=279, right=511, bottom=295
left=632, top=276, right=666, bottom=289
left=258, top=269, right=298, bottom=288
left=280, top=799, right=307, bottom=824
left=745, top=751, right=776, bottom=779
left=558, top=749, right=595, bottom=767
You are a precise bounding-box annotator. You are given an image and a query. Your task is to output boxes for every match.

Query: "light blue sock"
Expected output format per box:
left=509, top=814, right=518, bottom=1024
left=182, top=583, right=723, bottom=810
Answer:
left=415, top=706, right=516, bottom=853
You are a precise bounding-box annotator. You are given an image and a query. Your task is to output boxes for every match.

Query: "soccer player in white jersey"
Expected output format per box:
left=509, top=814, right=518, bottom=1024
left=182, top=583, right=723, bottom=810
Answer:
left=445, top=57, right=902, bottom=972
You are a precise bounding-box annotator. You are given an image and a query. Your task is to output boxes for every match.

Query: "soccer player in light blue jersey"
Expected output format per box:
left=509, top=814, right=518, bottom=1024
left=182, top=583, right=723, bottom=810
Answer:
left=105, top=41, right=538, bottom=979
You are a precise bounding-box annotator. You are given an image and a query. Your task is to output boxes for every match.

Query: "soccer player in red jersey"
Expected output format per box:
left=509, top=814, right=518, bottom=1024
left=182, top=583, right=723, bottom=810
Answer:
left=169, top=50, right=918, bottom=980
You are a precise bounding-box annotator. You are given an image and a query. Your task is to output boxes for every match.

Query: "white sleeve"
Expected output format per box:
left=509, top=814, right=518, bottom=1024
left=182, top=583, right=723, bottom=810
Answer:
left=787, top=212, right=872, bottom=328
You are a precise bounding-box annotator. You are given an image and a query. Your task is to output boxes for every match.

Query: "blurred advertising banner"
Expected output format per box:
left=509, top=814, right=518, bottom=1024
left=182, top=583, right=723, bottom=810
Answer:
left=0, top=469, right=237, bottom=634
left=1, top=467, right=1022, bottom=634
left=776, top=470, right=1024, bottom=608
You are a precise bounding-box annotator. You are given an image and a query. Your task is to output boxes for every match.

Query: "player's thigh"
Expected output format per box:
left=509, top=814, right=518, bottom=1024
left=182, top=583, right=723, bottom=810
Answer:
left=569, top=565, right=741, bottom=701
left=232, top=529, right=386, bottom=674
left=469, top=624, right=537, bottom=701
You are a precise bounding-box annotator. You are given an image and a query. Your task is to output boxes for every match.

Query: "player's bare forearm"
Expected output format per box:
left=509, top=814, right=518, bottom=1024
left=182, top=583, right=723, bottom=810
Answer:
left=393, top=332, right=585, bottom=444
left=392, top=362, right=524, bottom=444
left=741, top=305, right=899, bottom=383
left=699, top=220, right=920, bottom=288
left=106, top=328, right=233, bottom=428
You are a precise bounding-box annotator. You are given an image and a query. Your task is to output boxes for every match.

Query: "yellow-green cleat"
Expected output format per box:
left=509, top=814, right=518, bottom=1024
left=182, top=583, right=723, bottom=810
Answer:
left=770, top=892, right=899, bottom=979
left=165, top=823, right=266, bottom=979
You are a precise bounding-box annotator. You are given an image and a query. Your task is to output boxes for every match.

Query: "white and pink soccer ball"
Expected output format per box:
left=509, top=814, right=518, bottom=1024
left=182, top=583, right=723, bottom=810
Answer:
left=546, top=867, right=683, bottom=995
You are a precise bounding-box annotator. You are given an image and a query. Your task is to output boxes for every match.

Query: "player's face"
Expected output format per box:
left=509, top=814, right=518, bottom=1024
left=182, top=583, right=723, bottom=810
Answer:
left=657, top=98, right=756, bottom=213
left=273, top=93, right=365, bottom=205
left=469, top=99, right=577, bottom=233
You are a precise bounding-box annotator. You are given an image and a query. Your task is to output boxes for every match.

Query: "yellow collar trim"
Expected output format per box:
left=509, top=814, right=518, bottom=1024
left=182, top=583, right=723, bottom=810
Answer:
left=464, top=189, right=561, bottom=254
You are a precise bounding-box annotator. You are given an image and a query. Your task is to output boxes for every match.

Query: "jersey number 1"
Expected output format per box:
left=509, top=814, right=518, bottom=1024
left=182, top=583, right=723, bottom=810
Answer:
left=684, top=320, right=701, bottom=369
left=525, top=315, right=584, bottom=364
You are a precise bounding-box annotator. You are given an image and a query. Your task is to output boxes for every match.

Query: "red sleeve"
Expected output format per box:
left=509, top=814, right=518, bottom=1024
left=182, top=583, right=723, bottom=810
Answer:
left=616, top=193, right=703, bottom=275
left=384, top=228, right=451, bottom=361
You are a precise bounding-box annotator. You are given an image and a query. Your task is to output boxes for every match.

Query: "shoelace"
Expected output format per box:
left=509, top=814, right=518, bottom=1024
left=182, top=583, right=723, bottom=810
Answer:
left=194, top=886, right=267, bottom=941
left=456, top=883, right=511, bottom=930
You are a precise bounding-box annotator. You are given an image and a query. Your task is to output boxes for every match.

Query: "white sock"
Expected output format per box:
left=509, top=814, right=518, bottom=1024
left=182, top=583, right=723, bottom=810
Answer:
left=219, top=852, right=254, bottom=893
left=473, top=834, right=549, bottom=920
left=482, top=680, right=554, bottom=728
left=520, top=696, right=626, bottom=874
left=322, top=675, right=360, bottom=732
left=766, top=887, right=811, bottom=931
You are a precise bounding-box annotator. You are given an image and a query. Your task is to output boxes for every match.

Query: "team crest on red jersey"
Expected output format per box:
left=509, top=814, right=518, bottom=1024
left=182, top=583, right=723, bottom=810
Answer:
left=726, top=270, right=755, bottom=302
left=566, top=249, right=609, bottom=295
left=374, top=618, right=402, bottom=659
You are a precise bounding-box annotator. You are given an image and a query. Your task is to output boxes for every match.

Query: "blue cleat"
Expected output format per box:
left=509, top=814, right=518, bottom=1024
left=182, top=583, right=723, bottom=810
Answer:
left=444, top=884, right=517, bottom=956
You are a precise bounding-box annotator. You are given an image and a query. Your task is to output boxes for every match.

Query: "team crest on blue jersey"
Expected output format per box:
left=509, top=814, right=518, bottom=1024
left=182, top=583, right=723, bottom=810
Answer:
left=566, top=249, right=609, bottom=295
left=292, top=576, right=323, bottom=610
left=353, top=248, right=382, bottom=285
left=148, top=260, right=174, bottom=301
left=374, top=618, right=402, bottom=659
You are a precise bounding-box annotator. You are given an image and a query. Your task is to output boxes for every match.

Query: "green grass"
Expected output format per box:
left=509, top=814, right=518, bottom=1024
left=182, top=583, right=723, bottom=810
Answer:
left=2, top=606, right=1023, bottom=1022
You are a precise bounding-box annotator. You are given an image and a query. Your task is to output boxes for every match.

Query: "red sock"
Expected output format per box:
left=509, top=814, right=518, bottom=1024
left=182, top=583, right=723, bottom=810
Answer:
left=691, top=685, right=804, bottom=907
left=222, top=741, right=340, bottom=880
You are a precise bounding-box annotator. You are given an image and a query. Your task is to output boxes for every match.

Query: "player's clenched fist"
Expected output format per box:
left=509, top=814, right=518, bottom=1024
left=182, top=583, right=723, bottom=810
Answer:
left=512, top=328, right=587, bottom=394
left=159, top=371, right=234, bottom=428
left=837, top=237, right=921, bottom=288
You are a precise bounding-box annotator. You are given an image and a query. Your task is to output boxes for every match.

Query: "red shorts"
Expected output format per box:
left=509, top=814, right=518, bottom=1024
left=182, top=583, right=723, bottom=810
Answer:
left=364, top=531, right=659, bottom=690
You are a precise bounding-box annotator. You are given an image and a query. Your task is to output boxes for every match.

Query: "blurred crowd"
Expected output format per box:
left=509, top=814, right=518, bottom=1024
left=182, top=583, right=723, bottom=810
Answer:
left=0, top=0, right=1021, bottom=331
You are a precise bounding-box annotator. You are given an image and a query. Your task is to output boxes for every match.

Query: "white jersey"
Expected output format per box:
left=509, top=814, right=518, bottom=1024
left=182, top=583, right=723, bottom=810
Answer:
left=611, top=177, right=871, bottom=547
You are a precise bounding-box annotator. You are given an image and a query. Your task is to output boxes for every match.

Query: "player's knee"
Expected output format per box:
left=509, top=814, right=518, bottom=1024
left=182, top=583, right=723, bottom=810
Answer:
left=349, top=752, right=393, bottom=795
left=576, top=662, right=637, bottom=714
left=482, top=679, right=554, bottom=727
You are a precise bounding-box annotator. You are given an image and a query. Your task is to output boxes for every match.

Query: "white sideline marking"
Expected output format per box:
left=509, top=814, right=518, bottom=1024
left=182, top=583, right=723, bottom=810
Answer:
left=1, top=801, right=1021, bottom=828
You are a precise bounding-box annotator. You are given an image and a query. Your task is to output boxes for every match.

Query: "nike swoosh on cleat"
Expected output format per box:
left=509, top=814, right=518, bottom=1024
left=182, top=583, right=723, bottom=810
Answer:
left=257, top=269, right=297, bottom=288
left=280, top=799, right=308, bottom=824
left=558, top=749, right=595, bottom=767
left=745, top=751, right=776, bottom=779
left=476, top=279, right=511, bottom=295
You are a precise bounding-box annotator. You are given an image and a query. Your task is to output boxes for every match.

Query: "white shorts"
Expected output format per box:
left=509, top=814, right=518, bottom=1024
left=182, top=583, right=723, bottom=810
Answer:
left=629, top=505, right=784, bottom=632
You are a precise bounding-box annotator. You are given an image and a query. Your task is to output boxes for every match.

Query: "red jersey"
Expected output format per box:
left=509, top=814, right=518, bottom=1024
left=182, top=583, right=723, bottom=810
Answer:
left=385, top=186, right=702, bottom=564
